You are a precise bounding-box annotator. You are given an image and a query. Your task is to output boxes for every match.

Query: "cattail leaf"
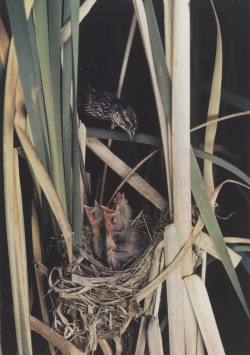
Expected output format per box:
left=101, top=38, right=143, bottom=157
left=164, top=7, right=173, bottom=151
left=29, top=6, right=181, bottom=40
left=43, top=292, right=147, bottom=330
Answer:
left=62, top=1, right=73, bottom=221
left=70, top=0, right=84, bottom=248
left=3, top=40, right=25, bottom=354
left=132, top=0, right=172, bottom=213
left=6, top=0, right=48, bottom=169
left=190, top=147, right=250, bottom=319
left=193, top=79, right=250, bottom=112
left=203, top=0, right=223, bottom=194
left=0, top=18, right=10, bottom=67
left=61, top=0, right=98, bottom=45
left=184, top=275, right=225, bottom=354
left=193, top=147, right=250, bottom=186
left=14, top=112, right=73, bottom=263
left=33, top=0, right=67, bottom=213
left=13, top=149, right=33, bottom=354
left=86, top=138, right=167, bottom=210
left=31, top=197, right=56, bottom=355
left=191, top=110, right=250, bottom=133
left=30, top=316, right=84, bottom=355
left=144, top=0, right=172, bottom=123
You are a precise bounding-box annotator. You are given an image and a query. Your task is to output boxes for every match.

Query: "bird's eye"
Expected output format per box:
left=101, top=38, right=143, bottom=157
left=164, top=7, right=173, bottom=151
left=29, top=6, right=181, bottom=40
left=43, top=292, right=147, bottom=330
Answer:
left=125, top=118, right=132, bottom=128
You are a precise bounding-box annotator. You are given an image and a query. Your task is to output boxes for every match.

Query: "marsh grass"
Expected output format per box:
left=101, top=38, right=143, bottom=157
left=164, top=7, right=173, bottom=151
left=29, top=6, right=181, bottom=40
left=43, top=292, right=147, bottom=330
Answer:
left=0, top=0, right=250, bottom=354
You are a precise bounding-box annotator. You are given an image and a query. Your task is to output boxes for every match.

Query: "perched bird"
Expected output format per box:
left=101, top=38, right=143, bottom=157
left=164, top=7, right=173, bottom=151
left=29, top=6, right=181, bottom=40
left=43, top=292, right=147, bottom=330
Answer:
left=77, top=83, right=138, bottom=141
left=84, top=201, right=106, bottom=263
left=103, top=205, right=148, bottom=270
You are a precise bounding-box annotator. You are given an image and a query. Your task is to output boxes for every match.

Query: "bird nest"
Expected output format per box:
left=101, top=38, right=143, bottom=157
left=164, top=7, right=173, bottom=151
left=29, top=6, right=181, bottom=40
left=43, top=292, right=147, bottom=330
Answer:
left=48, top=208, right=169, bottom=348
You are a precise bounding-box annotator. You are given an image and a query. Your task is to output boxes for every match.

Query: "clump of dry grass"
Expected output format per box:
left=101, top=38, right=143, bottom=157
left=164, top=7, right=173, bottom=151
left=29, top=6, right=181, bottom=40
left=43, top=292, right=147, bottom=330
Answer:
left=48, top=208, right=169, bottom=346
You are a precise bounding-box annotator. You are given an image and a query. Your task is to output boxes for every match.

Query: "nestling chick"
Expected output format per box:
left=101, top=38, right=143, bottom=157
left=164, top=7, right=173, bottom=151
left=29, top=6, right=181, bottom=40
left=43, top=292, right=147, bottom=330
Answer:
left=102, top=207, right=119, bottom=253
left=108, top=228, right=148, bottom=270
left=113, top=192, right=132, bottom=224
left=84, top=201, right=106, bottom=263
left=77, top=83, right=138, bottom=141
left=103, top=205, right=149, bottom=270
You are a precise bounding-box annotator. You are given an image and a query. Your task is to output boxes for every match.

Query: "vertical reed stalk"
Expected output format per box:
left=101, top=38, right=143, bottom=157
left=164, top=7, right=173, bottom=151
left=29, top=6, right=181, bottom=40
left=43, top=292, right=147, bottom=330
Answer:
left=171, top=1, right=198, bottom=353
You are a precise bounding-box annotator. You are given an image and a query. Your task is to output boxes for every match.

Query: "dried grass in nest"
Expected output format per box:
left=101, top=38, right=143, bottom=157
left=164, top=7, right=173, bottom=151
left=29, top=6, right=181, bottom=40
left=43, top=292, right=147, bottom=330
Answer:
left=49, top=207, right=169, bottom=345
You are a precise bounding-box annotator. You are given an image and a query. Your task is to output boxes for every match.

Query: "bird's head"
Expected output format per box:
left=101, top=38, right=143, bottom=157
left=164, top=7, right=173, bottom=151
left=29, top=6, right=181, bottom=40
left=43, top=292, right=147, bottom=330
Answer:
left=84, top=201, right=104, bottom=229
left=102, top=206, right=125, bottom=233
left=112, top=102, right=138, bottom=142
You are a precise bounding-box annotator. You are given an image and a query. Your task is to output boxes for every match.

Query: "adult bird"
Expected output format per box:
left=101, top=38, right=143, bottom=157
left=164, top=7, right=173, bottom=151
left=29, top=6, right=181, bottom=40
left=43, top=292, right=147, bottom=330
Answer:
left=77, top=82, right=138, bottom=141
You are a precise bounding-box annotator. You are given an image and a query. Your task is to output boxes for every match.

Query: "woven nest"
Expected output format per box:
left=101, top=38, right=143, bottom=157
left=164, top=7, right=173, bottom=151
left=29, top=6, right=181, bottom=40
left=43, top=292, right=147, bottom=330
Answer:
left=48, top=207, right=169, bottom=346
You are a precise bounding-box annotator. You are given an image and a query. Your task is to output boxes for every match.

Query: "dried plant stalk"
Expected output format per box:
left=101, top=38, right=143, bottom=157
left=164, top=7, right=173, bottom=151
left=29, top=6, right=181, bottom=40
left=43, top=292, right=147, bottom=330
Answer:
left=30, top=316, right=84, bottom=355
left=86, top=138, right=167, bottom=210
left=164, top=224, right=185, bottom=354
left=184, top=275, right=225, bottom=354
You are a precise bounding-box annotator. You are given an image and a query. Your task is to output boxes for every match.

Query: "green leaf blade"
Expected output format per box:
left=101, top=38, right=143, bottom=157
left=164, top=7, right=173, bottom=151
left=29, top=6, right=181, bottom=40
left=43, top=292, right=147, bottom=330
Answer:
left=191, top=147, right=250, bottom=319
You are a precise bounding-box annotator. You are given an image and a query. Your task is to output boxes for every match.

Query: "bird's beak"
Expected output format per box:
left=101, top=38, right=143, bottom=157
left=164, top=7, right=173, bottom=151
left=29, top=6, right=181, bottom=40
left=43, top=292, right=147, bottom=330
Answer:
left=102, top=206, right=116, bottom=216
left=126, top=128, right=135, bottom=142
left=84, top=205, right=94, bottom=213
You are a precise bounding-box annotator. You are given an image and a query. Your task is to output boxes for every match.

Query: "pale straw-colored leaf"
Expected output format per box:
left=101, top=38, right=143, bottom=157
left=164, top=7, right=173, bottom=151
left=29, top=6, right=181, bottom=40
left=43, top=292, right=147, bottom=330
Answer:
left=135, top=178, right=248, bottom=304
left=164, top=0, right=173, bottom=78
left=183, top=282, right=205, bottom=354
left=61, top=0, right=98, bottom=45
left=171, top=1, right=196, bottom=351
left=147, top=316, right=164, bottom=355
left=203, top=0, right=223, bottom=195
left=135, top=242, right=164, bottom=354
left=224, top=237, right=250, bottom=244
left=97, top=339, right=113, bottom=355
left=164, top=224, right=185, bottom=354
left=153, top=250, right=165, bottom=317
left=86, top=138, right=167, bottom=210
left=13, top=149, right=33, bottom=354
left=30, top=316, right=84, bottom=355
left=117, top=13, right=137, bottom=97
left=3, top=39, right=24, bottom=354
left=134, top=228, right=200, bottom=303
left=196, top=232, right=241, bottom=268
left=14, top=112, right=73, bottom=263
left=191, top=110, right=250, bottom=133
left=113, top=336, right=123, bottom=355
left=132, top=0, right=172, bottom=214
left=171, top=0, right=192, bottom=273
left=24, top=0, right=34, bottom=18
left=184, top=275, right=225, bottom=355
left=99, top=12, right=137, bottom=203
left=108, top=147, right=160, bottom=206
left=31, top=197, right=56, bottom=355
left=135, top=317, right=149, bottom=355
left=0, top=18, right=10, bottom=67
left=143, top=241, right=164, bottom=313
